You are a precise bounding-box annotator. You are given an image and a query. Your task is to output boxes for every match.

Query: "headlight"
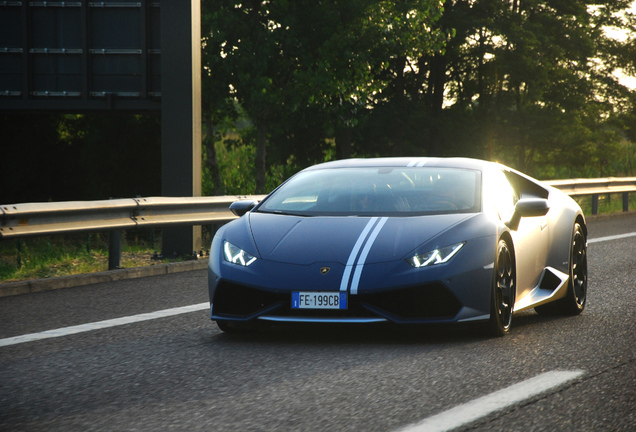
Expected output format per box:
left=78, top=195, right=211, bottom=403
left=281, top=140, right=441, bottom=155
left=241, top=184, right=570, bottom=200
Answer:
left=406, top=242, right=464, bottom=268
left=223, top=241, right=257, bottom=266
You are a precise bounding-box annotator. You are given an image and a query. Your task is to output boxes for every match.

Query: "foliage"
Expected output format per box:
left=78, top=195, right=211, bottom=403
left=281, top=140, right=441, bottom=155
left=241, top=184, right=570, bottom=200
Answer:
left=202, top=0, right=636, bottom=186
left=202, top=0, right=447, bottom=191
left=3, top=1, right=635, bottom=207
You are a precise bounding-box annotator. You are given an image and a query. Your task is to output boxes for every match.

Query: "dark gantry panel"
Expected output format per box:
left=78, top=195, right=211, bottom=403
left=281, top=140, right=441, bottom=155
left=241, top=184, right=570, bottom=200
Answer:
left=0, top=0, right=161, bottom=110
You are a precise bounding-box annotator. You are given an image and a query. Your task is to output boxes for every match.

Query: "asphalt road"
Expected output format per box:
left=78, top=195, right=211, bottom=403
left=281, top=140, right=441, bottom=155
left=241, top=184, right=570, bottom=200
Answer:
left=1, top=213, right=634, bottom=432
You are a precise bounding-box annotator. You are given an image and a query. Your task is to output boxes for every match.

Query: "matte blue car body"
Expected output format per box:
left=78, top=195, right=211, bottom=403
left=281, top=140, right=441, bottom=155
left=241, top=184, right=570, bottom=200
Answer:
left=209, top=212, right=498, bottom=323
left=207, top=157, right=586, bottom=328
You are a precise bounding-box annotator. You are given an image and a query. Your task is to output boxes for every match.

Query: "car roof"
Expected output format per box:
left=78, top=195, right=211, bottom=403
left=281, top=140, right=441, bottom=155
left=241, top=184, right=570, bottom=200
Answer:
left=303, top=157, right=499, bottom=172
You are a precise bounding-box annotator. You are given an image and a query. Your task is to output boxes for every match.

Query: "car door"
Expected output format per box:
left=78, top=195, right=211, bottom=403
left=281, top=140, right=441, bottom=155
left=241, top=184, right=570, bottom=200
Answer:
left=492, top=170, right=550, bottom=303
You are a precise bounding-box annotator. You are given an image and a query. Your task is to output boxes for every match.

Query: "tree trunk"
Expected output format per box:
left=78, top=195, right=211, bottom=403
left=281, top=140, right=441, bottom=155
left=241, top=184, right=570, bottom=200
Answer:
left=203, top=115, right=223, bottom=195
left=335, top=126, right=352, bottom=159
left=255, top=121, right=268, bottom=193
left=393, top=56, right=407, bottom=156
left=428, top=51, right=447, bottom=156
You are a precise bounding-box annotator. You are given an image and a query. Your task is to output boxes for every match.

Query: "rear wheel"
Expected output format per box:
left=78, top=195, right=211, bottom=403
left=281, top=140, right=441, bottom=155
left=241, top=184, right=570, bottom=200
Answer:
left=488, top=239, right=516, bottom=337
left=567, top=223, right=588, bottom=313
left=535, top=222, right=587, bottom=315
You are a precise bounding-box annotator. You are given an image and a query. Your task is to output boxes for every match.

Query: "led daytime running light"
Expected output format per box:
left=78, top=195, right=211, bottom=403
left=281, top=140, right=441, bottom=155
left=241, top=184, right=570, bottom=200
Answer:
left=223, top=241, right=257, bottom=266
left=407, top=242, right=464, bottom=268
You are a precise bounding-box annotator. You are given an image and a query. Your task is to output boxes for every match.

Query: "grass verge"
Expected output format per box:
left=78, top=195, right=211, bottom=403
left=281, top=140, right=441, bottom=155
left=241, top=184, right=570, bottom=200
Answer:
left=574, top=193, right=636, bottom=216
left=0, top=230, right=205, bottom=283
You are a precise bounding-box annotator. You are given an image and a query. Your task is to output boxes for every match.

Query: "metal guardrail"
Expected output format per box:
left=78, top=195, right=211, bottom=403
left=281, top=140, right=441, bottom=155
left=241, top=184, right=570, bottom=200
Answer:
left=2, top=178, right=634, bottom=240
left=0, top=195, right=265, bottom=239
left=545, top=177, right=636, bottom=215
left=0, top=195, right=266, bottom=270
left=545, top=177, right=636, bottom=196
left=0, top=177, right=634, bottom=269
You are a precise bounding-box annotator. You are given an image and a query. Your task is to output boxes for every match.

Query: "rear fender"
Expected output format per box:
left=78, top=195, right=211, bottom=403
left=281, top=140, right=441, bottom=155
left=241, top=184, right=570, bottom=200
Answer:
left=545, top=189, right=585, bottom=275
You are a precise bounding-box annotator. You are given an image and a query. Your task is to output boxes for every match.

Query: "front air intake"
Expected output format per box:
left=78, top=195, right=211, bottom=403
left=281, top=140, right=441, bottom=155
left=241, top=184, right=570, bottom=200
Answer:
left=360, top=283, right=462, bottom=320
left=213, top=281, right=286, bottom=318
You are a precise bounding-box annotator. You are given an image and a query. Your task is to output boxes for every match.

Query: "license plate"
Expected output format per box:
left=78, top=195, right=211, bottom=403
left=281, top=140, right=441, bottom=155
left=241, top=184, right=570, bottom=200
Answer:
left=292, top=292, right=348, bottom=310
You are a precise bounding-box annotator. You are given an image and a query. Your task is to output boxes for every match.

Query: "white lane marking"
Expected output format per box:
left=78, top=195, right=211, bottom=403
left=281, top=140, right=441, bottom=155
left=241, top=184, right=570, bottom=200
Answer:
left=2, top=232, right=631, bottom=348
left=350, top=217, right=388, bottom=295
left=588, top=232, right=636, bottom=244
left=396, top=370, right=584, bottom=432
left=340, top=217, right=379, bottom=292
left=0, top=302, right=210, bottom=348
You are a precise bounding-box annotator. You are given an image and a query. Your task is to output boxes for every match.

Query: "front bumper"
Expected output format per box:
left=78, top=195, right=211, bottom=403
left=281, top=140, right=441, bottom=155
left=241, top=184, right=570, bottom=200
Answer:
left=209, top=235, right=496, bottom=325
left=211, top=280, right=464, bottom=324
left=208, top=237, right=494, bottom=324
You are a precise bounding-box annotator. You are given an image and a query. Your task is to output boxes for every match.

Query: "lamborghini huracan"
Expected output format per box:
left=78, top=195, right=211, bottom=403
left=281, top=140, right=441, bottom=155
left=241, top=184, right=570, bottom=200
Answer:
left=208, top=157, right=587, bottom=336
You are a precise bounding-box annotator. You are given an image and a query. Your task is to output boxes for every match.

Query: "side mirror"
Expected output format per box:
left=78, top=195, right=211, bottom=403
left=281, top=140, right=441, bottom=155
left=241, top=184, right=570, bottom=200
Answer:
left=229, top=200, right=258, bottom=217
left=506, top=198, right=549, bottom=230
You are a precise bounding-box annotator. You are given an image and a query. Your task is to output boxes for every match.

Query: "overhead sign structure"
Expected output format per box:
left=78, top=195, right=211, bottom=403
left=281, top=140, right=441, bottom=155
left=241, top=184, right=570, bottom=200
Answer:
left=0, top=0, right=161, bottom=111
left=0, top=0, right=203, bottom=256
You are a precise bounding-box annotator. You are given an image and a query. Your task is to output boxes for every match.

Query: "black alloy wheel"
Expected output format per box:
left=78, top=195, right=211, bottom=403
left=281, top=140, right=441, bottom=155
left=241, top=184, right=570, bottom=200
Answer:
left=489, top=239, right=516, bottom=336
left=564, top=222, right=588, bottom=314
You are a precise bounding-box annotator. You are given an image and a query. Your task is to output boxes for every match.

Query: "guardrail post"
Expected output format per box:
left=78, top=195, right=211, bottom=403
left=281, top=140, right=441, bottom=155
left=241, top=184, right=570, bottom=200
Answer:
left=16, top=239, right=23, bottom=268
left=623, top=192, right=629, bottom=212
left=591, top=194, right=599, bottom=215
left=109, top=230, right=122, bottom=270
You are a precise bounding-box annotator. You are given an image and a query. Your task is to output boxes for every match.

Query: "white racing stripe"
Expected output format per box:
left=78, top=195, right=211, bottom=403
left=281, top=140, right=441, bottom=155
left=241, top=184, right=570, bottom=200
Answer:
left=396, top=370, right=584, bottom=432
left=339, top=217, right=389, bottom=294
left=588, top=232, right=636, bottom=244
left=340, top=217, right=381, bottom=292
left=0, top=302, right=210, bottom=348
left=350, top=217, right=388, bottom=295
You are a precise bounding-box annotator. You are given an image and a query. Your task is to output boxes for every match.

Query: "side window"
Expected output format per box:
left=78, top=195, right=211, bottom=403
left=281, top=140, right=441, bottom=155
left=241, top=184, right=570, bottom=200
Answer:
left=492, top=170, right=517, bottom=220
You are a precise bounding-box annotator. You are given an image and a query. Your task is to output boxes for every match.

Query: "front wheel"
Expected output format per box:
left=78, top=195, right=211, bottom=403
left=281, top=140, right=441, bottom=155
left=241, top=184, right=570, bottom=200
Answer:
left=488, top=239, right=516, bottom=337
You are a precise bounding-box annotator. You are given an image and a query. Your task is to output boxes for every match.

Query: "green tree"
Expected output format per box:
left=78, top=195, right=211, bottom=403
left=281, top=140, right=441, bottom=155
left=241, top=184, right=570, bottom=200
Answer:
left=202, top=0, right=635, bottom=188
left=422, top=0, right=635, bottom=176
left=202, top=0, right=445, bottom=191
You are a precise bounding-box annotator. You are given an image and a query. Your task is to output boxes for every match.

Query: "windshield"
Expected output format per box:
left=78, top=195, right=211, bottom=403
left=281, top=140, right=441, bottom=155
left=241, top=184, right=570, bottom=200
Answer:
left=256, top=167, right=481, bottom=216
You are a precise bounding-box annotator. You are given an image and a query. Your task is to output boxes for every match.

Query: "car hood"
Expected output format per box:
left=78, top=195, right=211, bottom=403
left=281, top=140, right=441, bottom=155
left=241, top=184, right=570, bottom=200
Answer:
left=247, top=212, right=476, bottom=265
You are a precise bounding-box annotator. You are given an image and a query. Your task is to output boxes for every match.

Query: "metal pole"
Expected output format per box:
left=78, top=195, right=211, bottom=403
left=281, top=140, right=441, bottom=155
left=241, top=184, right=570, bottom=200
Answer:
left=160, top=0, right=202, bottom=258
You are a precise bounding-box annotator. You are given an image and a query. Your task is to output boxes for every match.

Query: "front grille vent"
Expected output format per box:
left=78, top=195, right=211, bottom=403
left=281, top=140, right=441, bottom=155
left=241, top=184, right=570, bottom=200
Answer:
left=360, top=284, right=461, bottom=320
left=213, top=280, right=462, bottom=322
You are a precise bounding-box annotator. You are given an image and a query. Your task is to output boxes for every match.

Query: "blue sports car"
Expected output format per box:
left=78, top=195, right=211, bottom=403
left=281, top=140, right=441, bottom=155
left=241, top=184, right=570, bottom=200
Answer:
left=208, top=157, right=587, bottom=336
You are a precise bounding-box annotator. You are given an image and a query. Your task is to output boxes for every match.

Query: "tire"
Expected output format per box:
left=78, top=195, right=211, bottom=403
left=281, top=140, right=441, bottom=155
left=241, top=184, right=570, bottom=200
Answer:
left=216, top=320, right=236, bottom=333
left=216, top=320, right=262, bottom=334
left=216, top=320, right=249, bottom=334
left=535, top=222, right=587, bottom=315
left=488, top=239, right=516, bottom=337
